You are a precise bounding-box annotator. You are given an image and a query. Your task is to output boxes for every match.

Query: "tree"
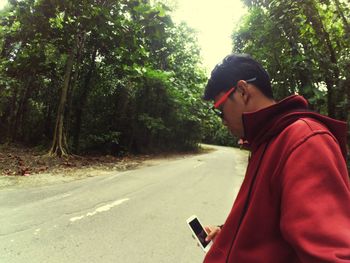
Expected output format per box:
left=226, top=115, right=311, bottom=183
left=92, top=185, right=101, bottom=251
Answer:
left=0, top=0, right=214, bottom=156
left=233, top=0, right=350, bottom=163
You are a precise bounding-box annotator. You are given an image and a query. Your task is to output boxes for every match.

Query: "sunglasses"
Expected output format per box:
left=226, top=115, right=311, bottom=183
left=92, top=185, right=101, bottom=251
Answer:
left=211, top=77, right=257, bottom=119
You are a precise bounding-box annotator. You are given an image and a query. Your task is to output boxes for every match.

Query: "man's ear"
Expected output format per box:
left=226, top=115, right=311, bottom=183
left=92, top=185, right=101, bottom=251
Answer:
left=237, top=80, right=250, bottom=104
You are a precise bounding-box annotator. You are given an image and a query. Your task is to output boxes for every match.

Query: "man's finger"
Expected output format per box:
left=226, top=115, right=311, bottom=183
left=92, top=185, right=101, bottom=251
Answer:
left=206, top=229, right=218, bottom=241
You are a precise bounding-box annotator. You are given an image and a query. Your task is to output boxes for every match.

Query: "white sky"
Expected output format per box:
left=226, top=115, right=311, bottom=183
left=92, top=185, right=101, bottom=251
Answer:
left=0, top=0, right=247, bottom=73
left=0, top=0, right=6, bottom=9
left=172, top=0, right=247, bottom=74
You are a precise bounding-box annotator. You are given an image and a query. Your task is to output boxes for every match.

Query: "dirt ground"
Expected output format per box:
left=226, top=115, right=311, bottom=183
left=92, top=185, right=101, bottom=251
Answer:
left=0, top=144, right=214, bottom=189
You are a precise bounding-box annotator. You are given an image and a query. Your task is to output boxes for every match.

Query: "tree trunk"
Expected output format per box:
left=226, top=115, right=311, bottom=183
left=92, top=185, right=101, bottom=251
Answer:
left=66, top=31, right=86, bottom=141
left=12, top=76, right=33, bottom=141
left=333, top=0, right=350, bottom=38
left=302, top=0, right=339, bottom=118
left=49, top=44, right=77, bottom=157
left=6, top=86, right=18, bottom=142
left=73, top=46, right=97, bottom=152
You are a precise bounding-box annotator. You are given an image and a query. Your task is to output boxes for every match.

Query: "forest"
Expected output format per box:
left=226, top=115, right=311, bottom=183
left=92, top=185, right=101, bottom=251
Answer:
left=0, top=0, right=349, bottom=163
left=0, top=0, right=218, bottom=157
left=233, top=0, right=350, bottom=167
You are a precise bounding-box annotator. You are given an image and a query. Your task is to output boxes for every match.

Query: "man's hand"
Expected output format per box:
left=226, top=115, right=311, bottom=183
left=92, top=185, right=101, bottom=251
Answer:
left=204, top=225, right=221, bottom=242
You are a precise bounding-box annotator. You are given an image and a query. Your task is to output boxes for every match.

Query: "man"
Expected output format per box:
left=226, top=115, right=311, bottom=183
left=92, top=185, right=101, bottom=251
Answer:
left=202, top=54, right=350, bottom=262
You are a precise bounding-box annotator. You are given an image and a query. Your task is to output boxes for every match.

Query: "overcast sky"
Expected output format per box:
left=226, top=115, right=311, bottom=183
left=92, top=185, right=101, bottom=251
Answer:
left=0, top=0, right=6, bottom=9
left=172, top=0, right=247, bottom=73
left=0, top=0, right=247, bottom=73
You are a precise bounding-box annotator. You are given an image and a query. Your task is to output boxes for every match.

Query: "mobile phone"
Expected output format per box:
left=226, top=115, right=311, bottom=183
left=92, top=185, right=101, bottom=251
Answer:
left=186, top=215, right=212, bottom=253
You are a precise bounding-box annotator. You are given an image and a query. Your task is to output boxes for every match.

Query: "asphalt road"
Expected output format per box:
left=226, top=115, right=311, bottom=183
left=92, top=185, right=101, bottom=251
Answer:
left=0, top=145, right=248, bottom=263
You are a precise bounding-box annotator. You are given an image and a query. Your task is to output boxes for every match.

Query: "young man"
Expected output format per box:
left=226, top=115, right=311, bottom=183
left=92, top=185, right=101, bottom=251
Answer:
left=202, top=54, right=350, bottom=262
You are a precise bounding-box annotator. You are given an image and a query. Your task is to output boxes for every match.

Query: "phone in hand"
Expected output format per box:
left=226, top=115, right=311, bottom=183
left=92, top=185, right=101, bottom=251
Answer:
left=186, top=215, right=212, bottom=253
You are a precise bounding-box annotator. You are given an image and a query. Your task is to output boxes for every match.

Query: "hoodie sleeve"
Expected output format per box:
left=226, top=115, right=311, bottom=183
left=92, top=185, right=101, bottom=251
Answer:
left=280, top=132, right=350, bottom=262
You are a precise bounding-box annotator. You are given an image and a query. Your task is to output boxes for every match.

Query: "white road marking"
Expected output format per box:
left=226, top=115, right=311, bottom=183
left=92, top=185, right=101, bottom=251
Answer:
left=70, top=215, right=84, bottom=222
left=194, top=163, right=204, bottom=168
left=69, top=198, right=129, bottom=222
left=34, top=228, right=41, bottom=235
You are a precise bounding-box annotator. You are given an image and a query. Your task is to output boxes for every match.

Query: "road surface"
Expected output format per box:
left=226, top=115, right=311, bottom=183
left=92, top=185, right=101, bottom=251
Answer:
left=0, top=145, right=248, bottom=263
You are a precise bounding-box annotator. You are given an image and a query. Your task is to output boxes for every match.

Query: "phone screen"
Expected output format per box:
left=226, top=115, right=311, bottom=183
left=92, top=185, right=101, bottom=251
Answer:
left=189, top=218, right=210, bottom=248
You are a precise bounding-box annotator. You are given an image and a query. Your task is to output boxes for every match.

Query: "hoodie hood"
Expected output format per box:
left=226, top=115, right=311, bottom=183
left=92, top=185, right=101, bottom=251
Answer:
left=242, top=95, right=348, bottom=159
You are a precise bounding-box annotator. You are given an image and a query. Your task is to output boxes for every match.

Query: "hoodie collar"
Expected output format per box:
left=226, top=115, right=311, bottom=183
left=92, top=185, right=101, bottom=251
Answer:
left=242, top=95, right=308, bottom=148
left=242, top=95, right=348, bottom=159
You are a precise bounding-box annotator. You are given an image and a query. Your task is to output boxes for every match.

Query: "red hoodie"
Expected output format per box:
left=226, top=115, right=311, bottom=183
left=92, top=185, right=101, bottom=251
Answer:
left=204, top=95, right=350, bottom=263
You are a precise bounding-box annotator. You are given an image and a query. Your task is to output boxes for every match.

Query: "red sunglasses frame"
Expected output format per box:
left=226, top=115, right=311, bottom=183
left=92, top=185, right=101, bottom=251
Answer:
left=214, top=86, right=237, bottom=109
left=213, top=77, right=257, bottom=109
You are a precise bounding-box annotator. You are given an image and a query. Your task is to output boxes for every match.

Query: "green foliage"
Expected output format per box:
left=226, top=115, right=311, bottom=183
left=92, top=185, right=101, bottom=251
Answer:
left=201, top=115, right=237, bottom=147
left=233, top=0, right=350, bottom=163
left=0, top=0, right=222, bottom=155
